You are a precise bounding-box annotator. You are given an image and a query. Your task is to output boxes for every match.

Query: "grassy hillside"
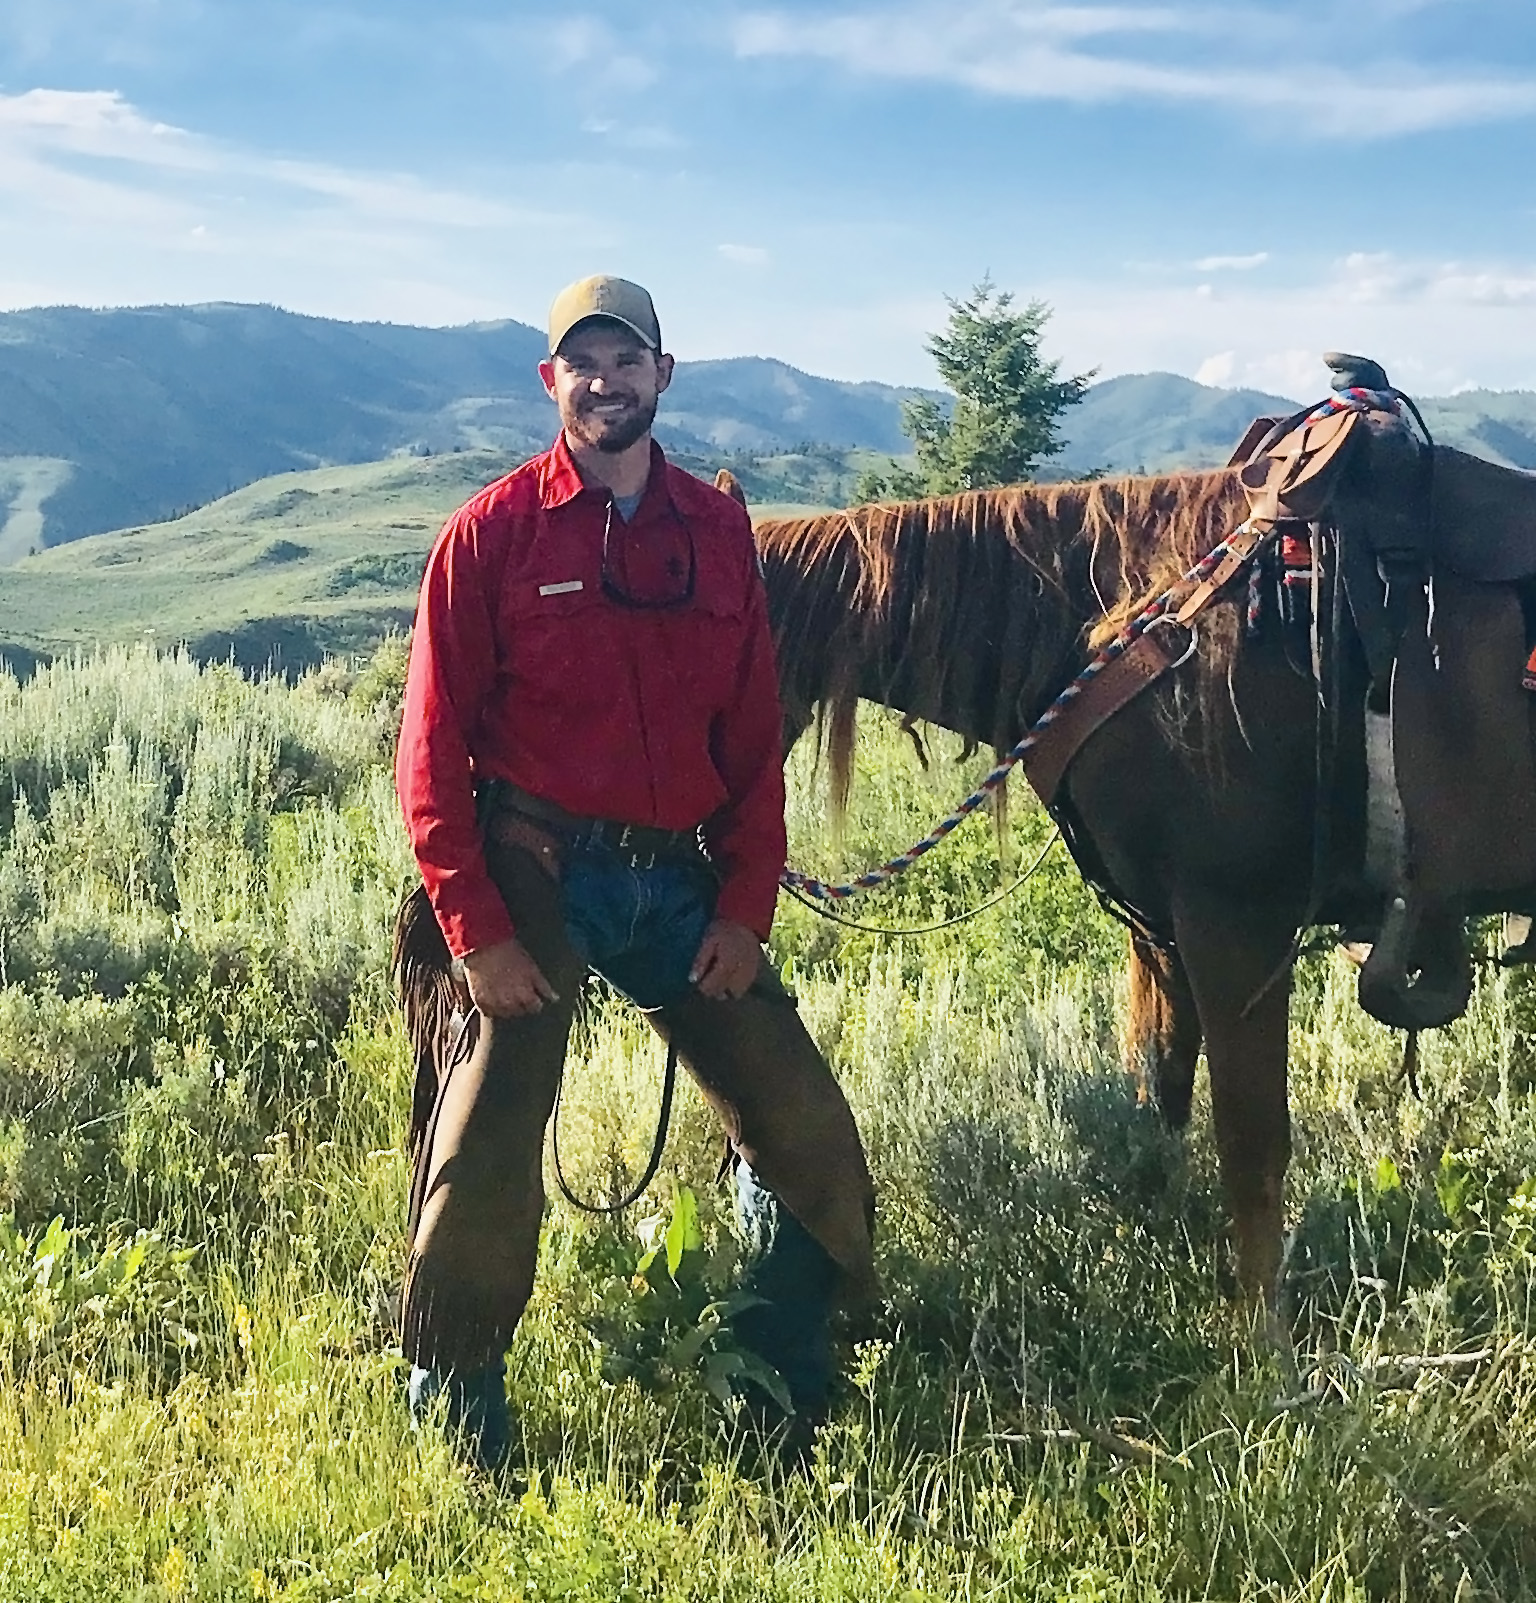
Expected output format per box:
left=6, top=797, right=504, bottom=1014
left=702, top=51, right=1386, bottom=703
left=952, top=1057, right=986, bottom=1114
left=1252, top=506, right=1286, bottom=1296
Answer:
left=2, top=647, right=1535, bottom=1599
left=1419, top=390, right=1536, bottom=470
left=6, top=298, right=1530, bottom=557
left=0, top=445, right=868, bottom=674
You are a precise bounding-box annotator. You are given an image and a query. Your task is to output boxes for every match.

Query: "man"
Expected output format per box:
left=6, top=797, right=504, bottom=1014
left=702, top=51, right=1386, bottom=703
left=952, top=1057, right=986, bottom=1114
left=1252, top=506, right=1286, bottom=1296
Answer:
left=395, top=274, right=876, bottom=1470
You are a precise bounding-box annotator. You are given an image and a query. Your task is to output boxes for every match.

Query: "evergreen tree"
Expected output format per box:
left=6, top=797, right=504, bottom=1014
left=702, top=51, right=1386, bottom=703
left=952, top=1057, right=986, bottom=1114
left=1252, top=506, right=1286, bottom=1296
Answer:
left=856, top=278, right=1093, bottom=502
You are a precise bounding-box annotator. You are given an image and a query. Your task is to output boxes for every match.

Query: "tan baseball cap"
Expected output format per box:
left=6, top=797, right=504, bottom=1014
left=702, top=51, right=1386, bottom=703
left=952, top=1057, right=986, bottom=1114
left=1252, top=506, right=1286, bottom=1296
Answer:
left=547, top=275, right=662, bottom=356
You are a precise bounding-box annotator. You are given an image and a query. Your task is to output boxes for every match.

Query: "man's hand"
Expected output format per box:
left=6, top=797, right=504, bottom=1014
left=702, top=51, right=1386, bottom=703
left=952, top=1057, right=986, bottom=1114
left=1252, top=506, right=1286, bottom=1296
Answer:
left=461, top=937, right=560, bottom=1018
left=689, top=919, right=763, bottom=1001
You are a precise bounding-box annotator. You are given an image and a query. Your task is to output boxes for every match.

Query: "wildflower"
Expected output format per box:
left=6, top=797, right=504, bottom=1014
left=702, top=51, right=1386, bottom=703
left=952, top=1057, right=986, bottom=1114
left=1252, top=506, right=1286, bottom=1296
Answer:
left=160, top=1544, right=190, bottom=1598
left=233, top=1302, right=254, bottom=1358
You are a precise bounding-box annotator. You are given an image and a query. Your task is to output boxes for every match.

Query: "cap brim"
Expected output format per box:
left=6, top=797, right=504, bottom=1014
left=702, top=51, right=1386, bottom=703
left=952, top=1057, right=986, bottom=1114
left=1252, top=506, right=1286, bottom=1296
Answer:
left=551, top=313, right=660, bottom=355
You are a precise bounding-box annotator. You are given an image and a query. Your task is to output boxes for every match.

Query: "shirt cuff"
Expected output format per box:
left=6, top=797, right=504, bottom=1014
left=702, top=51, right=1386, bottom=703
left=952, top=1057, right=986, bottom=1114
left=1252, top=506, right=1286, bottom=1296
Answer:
left=713, top=874, right=779, bottom=943
left=430, top=873, right=516, bottom=961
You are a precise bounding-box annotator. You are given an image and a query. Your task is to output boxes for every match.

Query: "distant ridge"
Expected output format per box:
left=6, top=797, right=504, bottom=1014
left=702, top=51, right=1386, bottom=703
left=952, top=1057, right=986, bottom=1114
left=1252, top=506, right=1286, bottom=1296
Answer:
left=1049, top=372, right=1302, bottom=476
left=0, top=303, right=937, bottom=551
left=1, top=302, right=1533, bottom=557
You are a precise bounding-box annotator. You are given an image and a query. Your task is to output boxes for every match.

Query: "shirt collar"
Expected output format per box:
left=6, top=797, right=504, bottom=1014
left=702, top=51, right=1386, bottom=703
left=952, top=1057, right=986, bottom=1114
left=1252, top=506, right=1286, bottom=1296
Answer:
left=538, top=433, right=676, bottom=515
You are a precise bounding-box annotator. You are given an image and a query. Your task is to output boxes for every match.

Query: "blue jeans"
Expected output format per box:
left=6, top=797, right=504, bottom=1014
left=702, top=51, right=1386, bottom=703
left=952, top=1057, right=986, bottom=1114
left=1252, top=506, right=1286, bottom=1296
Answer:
left=408, top=840, right=841, bottom=1458
left=560, top=841, right=717, bottom=1010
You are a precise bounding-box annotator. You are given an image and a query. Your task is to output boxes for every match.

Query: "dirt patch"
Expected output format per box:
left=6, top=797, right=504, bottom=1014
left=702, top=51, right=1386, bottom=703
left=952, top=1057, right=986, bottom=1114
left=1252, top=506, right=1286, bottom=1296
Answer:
left=0, top=458, right=74, bottom=565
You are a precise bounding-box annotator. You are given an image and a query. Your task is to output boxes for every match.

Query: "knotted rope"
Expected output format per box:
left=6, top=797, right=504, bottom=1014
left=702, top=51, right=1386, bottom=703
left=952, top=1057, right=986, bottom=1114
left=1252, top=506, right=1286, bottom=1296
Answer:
left=779, top=527, right=1251, bottom=901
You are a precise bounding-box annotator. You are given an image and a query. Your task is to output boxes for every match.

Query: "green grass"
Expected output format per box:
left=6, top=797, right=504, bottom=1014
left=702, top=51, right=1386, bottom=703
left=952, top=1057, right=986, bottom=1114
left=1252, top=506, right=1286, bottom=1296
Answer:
left=2, top=646, right=1536, bottom=1599
left=0, top=446, right=879, bottom=677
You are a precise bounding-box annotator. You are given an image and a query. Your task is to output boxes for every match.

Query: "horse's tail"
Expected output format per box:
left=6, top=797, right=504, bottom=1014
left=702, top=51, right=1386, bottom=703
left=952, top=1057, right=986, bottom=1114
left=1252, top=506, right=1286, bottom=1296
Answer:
left=391, top=883, right=464, bottom=1172
left=1123, top=931, right=1201, bottom=1128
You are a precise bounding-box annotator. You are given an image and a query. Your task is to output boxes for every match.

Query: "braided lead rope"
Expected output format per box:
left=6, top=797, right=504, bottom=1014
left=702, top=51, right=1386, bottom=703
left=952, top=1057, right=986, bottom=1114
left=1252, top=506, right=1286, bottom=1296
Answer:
left=780, top=527, right=1251, bottom=901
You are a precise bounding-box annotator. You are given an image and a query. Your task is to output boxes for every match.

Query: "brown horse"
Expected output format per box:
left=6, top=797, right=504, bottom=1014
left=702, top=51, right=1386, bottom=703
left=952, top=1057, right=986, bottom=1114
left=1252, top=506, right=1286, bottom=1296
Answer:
left=754, top=444, right=1536, bottom=1305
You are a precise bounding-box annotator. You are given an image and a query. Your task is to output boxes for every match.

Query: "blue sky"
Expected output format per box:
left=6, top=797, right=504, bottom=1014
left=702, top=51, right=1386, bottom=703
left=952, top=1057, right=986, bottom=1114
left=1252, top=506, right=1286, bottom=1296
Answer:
left=2, top=1, right=1533, bottom=395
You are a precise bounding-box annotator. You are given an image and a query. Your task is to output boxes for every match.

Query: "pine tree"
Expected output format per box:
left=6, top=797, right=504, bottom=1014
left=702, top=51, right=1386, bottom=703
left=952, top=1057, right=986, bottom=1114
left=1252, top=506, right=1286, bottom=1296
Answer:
left=856, top=278, right=1092, bottom=502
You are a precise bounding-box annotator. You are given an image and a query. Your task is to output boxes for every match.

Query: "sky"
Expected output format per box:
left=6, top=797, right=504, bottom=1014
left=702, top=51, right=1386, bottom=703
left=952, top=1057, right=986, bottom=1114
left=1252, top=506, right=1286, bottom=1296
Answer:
left=1, top=0, right=1534, bottom=397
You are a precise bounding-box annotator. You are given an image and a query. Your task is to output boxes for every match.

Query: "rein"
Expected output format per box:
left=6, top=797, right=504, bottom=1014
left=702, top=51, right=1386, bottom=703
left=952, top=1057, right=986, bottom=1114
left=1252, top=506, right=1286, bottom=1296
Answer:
left=779, top=520, right=1273, bottom=903
left=552, top=1025, right=679, bottom=1215
left=442, top=996, right=681, bottom=1216
left=782, top=826, right=1061, bottom=934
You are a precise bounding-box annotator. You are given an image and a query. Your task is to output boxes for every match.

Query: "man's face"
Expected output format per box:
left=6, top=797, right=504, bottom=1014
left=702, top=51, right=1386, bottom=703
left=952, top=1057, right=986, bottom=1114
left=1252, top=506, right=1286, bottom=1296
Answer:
left=539, top=322, right=675, bottom=455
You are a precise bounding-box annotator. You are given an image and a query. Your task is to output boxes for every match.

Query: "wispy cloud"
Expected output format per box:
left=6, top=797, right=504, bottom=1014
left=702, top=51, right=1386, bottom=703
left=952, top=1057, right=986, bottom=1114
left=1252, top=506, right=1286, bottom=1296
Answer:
left=1039, top=245, right=1536, bottom=396
left=0, top=89, right=568, bottom=232
left=718, top=243, right=770, bottom=266
left=735, top=2, right=1536, bottom=136
left=1194, top=251, right=1269, bottom=272
left=1338, top=250, right=1536, bottom=307
left=580, top=117, right=684, bottom=151
left=540, top=15, right=658, bottom=91
left=0, top=88, right=595, bottom=325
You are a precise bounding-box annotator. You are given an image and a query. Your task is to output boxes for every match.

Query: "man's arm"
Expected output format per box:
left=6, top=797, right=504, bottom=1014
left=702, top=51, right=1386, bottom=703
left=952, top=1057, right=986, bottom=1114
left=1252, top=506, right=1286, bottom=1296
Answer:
left=395, top=511, right=517, bottom=961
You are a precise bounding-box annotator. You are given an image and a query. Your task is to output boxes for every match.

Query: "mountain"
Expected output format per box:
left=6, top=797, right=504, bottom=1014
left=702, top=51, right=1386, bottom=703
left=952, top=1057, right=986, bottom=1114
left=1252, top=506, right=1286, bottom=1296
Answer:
left=1050, top=372, right=1536, bottom=479
left=0, top=303, right=938, bottom=555
left=3, top=300, right=1534, bottom=565
left=1050, top=372, right=1303, bottom=476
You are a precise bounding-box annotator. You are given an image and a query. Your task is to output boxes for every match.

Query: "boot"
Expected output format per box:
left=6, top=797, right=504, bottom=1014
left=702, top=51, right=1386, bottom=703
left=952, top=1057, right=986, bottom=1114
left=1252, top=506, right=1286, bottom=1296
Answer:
left=407, top=1358, right=515, bottom=1474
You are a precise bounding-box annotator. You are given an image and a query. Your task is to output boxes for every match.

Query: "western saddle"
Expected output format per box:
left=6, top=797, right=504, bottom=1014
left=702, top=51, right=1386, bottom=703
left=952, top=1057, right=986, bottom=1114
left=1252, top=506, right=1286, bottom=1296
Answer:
left=1031, top=352, right=1536, bottom=1034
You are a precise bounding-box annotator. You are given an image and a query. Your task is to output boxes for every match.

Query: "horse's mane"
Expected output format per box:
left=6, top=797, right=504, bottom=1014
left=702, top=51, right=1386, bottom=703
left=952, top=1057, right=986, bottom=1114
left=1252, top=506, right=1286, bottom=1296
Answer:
left=755, top=468, right=1248, bottom=808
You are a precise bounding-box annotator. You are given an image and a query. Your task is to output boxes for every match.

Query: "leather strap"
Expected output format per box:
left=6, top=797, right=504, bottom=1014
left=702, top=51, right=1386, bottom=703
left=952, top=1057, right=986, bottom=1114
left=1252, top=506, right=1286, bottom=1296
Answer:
left=1023, top=623, right=1192, bottom=807
left=1023, top=520, right=1275, bottom=809
left=481, top=779, right=700, bottom=863
left=1171, top=519, right=1267, bottom=627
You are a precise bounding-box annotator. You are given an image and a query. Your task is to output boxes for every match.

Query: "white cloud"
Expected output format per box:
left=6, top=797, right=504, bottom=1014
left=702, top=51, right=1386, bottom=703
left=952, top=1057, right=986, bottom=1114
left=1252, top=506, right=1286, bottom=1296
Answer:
left=735, top=3, right=1536, bottom=137
left=580, top=117, right=683, bottom=151
left=1035, top=248, right=1536, bottom=395
left=543, top=16, right=657, bottom=91
left=0, top=89, right=560, bottom=232
left=1194, top=350, right=1235, bottom=385
left=718, top=243, right=770, bottom=266
left=0, top=88, right=596, bottom=326
left=1194, top=252, right=1269, bottom=272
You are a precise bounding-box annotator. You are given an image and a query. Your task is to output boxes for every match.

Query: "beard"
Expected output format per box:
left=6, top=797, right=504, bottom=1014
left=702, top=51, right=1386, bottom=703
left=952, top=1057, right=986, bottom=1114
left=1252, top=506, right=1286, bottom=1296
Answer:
left=566, top=390, right=659, bottom=455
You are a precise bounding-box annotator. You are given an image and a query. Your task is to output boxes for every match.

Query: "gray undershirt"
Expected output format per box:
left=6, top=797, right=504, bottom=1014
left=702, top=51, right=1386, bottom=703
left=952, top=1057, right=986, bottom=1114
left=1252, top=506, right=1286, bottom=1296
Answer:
left=612, top=489, right=645, bottom=523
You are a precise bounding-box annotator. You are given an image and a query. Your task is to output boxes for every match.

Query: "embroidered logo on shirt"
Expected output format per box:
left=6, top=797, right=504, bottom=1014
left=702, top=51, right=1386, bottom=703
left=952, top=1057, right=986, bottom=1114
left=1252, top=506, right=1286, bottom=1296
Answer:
left=538, top=580, right=585, bottom=597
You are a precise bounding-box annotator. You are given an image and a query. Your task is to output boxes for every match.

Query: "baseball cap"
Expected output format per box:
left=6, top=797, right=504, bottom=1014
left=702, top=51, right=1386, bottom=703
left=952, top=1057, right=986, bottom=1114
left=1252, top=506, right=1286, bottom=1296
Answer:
left=547, top=275, right=662, bottom=356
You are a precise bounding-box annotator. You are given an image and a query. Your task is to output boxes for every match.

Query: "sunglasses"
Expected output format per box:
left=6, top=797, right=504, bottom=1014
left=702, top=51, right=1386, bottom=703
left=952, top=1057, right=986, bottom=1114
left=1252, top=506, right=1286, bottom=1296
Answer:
left=599, top=495, right=697, bottom=610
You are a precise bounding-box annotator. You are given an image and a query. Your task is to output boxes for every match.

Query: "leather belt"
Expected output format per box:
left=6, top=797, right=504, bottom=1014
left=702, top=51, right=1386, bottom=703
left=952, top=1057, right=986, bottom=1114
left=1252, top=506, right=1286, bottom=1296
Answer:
left=479, top=779, right=703, bottom=870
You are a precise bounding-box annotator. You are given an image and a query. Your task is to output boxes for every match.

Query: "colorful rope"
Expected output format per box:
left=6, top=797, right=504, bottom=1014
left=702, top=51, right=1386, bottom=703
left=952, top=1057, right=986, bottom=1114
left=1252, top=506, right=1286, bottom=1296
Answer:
left=780, top=530, right=1250, bottom=901
left=1304, top=387, right=1401, bottom=423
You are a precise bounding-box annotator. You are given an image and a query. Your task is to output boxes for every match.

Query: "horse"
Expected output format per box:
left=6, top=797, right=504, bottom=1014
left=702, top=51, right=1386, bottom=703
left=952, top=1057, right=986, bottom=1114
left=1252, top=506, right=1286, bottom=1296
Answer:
left=752, top=440, right=1536, bottom=1307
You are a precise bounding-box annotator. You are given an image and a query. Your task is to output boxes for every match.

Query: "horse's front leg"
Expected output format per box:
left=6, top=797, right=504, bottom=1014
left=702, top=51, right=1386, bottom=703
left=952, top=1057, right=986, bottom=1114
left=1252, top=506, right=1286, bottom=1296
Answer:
left=1169, top=895, right=1297, bottom=1309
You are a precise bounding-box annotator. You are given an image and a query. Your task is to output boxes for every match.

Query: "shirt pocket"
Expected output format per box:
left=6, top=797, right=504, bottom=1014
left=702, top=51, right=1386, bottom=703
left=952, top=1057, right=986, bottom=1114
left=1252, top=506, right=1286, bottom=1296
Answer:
left=669, top=547, right=751, bottom=715
left=500, top=561, right=608, bottom=689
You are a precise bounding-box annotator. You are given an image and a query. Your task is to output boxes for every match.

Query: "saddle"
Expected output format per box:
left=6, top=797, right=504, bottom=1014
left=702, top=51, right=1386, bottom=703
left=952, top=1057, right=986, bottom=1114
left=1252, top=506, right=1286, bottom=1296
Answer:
left=1229, top=353, right=1536, bottom=1031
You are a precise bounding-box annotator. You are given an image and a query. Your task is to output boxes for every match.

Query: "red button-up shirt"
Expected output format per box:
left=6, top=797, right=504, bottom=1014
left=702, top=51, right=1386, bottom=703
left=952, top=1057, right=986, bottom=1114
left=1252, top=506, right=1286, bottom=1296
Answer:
left=396, top=434, right=788, bottom=960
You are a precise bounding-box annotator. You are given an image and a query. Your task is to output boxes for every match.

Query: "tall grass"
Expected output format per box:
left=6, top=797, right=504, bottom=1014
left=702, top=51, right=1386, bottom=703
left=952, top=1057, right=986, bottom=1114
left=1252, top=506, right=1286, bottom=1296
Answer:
left=0, top=647, right=1533, bottom=1599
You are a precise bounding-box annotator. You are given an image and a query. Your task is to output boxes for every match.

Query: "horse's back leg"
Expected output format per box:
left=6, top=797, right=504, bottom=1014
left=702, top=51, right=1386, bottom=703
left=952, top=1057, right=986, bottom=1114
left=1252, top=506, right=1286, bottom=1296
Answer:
left=1170, top=896, right=1295, bottom=1307
left=1124, top=932, right=1202, bottom=1129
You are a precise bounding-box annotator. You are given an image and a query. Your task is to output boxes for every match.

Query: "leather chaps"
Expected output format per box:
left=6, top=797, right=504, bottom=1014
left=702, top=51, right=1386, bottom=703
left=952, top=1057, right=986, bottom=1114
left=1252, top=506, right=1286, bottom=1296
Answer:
left=401, top=837, right=877, bottom=1375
